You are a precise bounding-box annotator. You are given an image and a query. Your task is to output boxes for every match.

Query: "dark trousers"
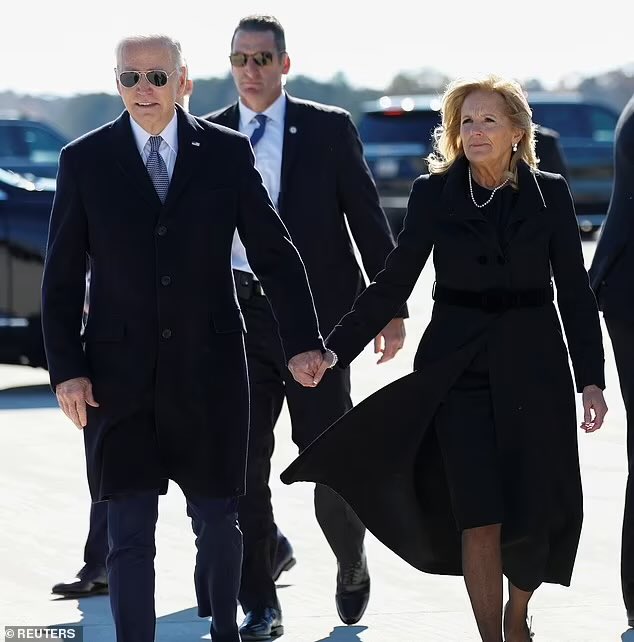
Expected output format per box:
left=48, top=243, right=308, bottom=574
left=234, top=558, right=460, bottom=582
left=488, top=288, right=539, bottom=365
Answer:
left=84, top=501, right=108, bottom=569
left=107, top=491, right=242, bottom=642
left=238, top=292, right=365, bottom=611
left=606, top=316, right=634, bottom=612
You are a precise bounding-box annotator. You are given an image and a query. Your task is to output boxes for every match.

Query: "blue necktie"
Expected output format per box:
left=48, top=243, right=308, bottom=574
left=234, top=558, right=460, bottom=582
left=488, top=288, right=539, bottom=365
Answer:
left=249, top=114, right=268, bottom=147
left=146, top=135, right=169, bottom=203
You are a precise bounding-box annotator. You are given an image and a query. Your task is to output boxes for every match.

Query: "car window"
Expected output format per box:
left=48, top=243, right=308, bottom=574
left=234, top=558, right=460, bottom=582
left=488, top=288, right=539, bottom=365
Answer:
left=530, top=104, right=589, bottom=138
left=0, top=125, right=23, bottom=157
left=358, top=112, right=441, bottom=144
left=0, top=123, right=65, bottom=165
left=587, top=106, right=618, bottom=142
left=23, top=126, right=65, bottom=164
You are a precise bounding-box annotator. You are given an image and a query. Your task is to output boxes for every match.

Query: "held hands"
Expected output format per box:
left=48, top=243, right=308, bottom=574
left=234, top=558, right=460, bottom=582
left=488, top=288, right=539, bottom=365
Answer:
left=55, top=376, right=99, bottom=429
left=581, top=385, right=608, bottom=433
left=374, top=318, right=406, bottom=364
left=288, top=350, right=326, bottom=388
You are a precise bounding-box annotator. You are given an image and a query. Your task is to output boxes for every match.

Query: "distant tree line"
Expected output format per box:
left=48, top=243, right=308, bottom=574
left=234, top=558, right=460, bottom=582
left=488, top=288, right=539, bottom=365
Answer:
left=1, top=66, right=633, bottom=141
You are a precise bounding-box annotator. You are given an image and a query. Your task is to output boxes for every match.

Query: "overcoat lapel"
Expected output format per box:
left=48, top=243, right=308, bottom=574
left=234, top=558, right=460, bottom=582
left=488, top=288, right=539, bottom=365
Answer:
left=279, top=95, right=303, bottom=215
left=441, top=157, right=500, bottom=253
left=440, top=157, right=547, bottom=253
left=219, top=103, right=240, bottom=131
left=110, top=111, right=161, bottom=208
left=503, top=162, right=547, bottom=246
left=162, top=106, right=205, bottom=214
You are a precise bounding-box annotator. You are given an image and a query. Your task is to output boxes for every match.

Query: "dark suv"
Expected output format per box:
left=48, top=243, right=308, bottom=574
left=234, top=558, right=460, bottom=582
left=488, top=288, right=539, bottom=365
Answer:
left=0, top=118, right=67, bottom=180
left=0, top=168, right=55, bottom=367
left=358, top=93, right=620, bottom=235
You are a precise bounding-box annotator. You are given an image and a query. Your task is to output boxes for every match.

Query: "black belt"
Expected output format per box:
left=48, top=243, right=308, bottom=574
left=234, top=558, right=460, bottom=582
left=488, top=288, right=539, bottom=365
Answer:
left=233, top=269, right=265, bottom=300
left=432, top=283, right=553, bottom=312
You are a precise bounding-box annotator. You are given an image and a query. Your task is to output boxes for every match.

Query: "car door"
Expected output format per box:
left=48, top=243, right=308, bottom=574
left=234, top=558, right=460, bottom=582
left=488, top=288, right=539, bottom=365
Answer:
left=0, top=121, right=66, bottom=179
left=0, top=179, right=10, bottom=319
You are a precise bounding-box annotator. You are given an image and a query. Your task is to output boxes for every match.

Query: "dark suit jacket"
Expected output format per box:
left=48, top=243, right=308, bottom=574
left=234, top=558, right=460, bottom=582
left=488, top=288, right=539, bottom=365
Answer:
left=535, top=125, right=569, bottom=181
left=205, top=94, right=406, bottom=335
left=589, top=94, right=634, bottom=319
left=283, top=159, right=604, bottom=586
left=41, top=105, right=323, bottom=501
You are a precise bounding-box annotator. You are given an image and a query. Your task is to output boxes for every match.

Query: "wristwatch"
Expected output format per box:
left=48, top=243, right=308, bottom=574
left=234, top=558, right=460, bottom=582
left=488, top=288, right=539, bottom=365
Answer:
left=327, top=349, right=338, bottom=369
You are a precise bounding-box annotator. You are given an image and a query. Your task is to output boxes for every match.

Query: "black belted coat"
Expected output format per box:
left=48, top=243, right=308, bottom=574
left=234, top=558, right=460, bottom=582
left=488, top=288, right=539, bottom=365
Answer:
left=282, top=158, right=604, bottom=588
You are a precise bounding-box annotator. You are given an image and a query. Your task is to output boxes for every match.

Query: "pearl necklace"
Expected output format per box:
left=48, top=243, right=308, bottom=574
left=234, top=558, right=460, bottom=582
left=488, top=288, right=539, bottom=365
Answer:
left=468, top=167, right=509, bottom=208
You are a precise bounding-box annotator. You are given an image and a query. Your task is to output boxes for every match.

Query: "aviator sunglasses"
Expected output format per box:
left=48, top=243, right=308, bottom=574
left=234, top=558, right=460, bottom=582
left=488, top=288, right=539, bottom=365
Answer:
left=117, top=69, right=178, bottom=88
left=229, top=51, right=282, bottom=67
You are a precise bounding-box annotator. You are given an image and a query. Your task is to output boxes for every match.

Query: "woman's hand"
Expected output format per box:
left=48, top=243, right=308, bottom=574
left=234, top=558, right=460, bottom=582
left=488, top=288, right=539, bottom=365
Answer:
left=581, top=385, right=608, bottom=433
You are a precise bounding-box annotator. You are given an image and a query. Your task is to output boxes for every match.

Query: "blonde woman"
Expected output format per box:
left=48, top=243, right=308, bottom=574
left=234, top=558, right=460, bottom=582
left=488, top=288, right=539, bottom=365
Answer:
left=283, top=75, right=608, bottom=642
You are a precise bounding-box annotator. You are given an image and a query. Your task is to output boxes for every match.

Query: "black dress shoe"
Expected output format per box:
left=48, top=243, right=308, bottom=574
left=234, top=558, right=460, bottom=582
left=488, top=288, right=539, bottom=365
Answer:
left=272, top=534, right=296, bottom=582
left=239, top=607, right=283, bottom=640
left=51, top=564, right=108, bottom=597
left=335, top=553, right=370, bottom=625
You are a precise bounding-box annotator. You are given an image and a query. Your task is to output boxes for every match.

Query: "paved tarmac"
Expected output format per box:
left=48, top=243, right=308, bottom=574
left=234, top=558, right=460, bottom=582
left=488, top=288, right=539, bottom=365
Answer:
left=1, top=238, right=633, bottom=641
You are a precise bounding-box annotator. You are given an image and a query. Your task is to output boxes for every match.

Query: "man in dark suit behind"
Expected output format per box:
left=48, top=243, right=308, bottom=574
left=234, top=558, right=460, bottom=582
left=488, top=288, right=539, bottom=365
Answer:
left=42, top=34, right=325, bottom=642
left=589, top=93, right=634, bottom=628
left=205, top=14, right=407, bottom=640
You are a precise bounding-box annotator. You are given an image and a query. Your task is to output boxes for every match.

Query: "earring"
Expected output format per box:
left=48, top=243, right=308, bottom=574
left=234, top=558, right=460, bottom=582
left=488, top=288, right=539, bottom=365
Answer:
left=512, top=142, right=518, bottom=152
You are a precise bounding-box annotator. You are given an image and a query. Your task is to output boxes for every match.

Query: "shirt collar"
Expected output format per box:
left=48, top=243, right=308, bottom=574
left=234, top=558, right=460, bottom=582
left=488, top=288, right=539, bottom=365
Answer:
left=238, top=91, right=286, bottom=129
left=130, top=109, right=179, bottom=155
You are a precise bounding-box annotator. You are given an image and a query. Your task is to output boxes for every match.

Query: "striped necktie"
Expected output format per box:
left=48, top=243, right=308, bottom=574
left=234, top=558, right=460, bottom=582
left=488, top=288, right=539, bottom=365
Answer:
left=249, top=114, right=268, bottom=147
left=146, top=135, right=169, bottom=203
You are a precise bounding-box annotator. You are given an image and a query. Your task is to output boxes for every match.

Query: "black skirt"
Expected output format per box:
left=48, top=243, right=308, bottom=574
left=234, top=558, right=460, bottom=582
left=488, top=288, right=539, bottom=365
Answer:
left=433, top=347, right=504, bottom=531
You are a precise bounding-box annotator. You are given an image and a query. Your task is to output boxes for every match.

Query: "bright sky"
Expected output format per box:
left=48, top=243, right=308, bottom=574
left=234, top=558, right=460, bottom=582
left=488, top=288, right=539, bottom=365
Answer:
left=4, top=0, right=632, bottom=97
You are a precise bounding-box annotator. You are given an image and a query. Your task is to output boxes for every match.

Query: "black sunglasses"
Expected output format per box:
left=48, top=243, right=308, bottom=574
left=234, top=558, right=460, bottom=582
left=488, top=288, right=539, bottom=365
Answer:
left=229, top=51, right=280, bottom=67
left=117, top=69, right=177, bottom=88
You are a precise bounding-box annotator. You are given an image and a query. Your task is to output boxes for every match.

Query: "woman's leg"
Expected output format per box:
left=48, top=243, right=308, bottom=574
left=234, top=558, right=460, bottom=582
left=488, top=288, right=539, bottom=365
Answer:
left=503, top=580, right=534, bottom=642
left=462, top=523, right=503, bottom=642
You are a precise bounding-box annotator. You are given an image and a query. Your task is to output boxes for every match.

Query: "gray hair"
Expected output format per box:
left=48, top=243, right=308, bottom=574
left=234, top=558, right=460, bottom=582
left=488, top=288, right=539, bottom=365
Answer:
left=115, top=34, right=185, bottom=70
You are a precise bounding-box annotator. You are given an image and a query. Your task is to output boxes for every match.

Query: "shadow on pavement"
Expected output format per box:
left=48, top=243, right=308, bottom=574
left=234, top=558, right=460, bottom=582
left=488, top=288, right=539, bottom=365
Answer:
left=313, top=625, right=368, bottom=641
left=48, top=597, right=369, bottom=642
left=0, top=384, right=56, bottom=410
left=47, top=601, right=222, bottom=642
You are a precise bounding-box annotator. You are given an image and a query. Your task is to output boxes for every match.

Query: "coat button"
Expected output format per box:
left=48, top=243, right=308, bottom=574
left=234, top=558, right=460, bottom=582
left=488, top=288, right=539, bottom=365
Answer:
left=161, top=328, right=172, bottom=339
left=477, top=255, right=488, bottom=265
left=160, top=275, right=171, bottom=286
left=157, top=225, right=168, bottom=236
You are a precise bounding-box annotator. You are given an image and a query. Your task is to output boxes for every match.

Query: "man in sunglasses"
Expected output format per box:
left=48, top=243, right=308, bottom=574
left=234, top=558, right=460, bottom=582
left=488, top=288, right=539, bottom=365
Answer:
left=49, top=69, right=200, bottom=605
left=205, top=14, right=407, bottom=640
left=49, top=67, right=297, bottom=603
left=42, top=33, right=326, bottom=642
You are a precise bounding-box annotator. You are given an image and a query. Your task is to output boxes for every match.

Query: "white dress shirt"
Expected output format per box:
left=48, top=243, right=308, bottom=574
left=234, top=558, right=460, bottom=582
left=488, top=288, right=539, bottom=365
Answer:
left=231, top=92, right=286, bottom=276
left=130, top=110, right=179, bottom=180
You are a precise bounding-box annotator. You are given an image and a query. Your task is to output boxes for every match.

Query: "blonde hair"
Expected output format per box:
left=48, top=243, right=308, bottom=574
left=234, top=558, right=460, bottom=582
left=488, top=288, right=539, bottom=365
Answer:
left=427, top=74, right=538, bottom=186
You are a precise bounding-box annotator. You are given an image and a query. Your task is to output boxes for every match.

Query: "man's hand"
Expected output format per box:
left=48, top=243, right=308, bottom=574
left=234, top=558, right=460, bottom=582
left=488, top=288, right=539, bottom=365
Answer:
left=373, top=318, right=406, bottom=364
left=311, top=349, right=337, bottom=386
left=55, top=377, right=99, bottom=429
left=288, top=350, right=325, bottom=388
left=581, top=384, right=608, bottom=433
